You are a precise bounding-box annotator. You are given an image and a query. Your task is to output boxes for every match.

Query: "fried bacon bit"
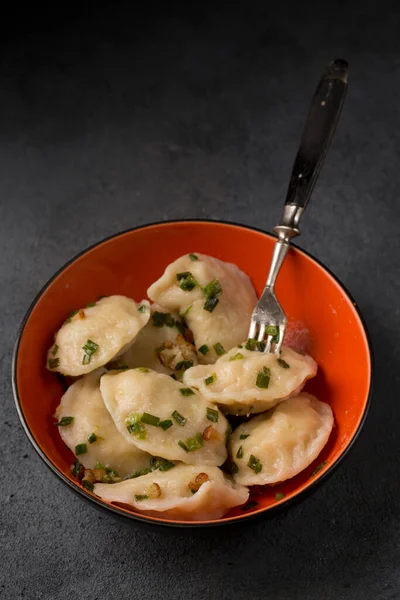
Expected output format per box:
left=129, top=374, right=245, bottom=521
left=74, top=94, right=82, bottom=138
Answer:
left=82, top=469, right=96, bottom=484
left=202, top=425, right=220, bottom=441
left=93, top=467, right=107, bottom=481
left=188, top=472, right=209, bottom=493
left=78, top=309, right=86, bottom=319
left=146, top=482, right=162, bottom=499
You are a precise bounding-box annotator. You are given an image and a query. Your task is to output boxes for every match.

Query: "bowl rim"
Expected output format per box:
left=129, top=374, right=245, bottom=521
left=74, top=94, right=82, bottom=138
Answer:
left=11, top=219, right=374, bottom=528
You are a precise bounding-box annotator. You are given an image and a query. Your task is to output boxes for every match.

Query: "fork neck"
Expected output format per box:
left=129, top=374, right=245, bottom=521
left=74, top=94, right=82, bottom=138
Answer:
left=267, top=205, right=302, bottom=289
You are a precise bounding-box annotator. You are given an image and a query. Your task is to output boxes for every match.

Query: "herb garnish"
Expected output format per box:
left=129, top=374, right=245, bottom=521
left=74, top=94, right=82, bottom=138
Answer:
left=55, top=416, right=73, bottom=426
left=178, top=433, right=204, bottom=453
left=248, top=454, right=262, bottom=474
left=189, top=253, right=198, bottom=261
left=138, top=305, right=147, bottom=313
left=256, top=366, right=271, bottom=389
left=179, top=388, right=195, bottom=396
left=229, top=352, right=244, bottom=361
left=198, top=344, right=209, bottom=355
left=277, top=358, right=290, bottom=369
left=48, top=358, right=60, bottom=369
left=239, top=434, right=250, bottom=440
left=205, top=373, right=217, bottom=386
left=82, top=339, right=99, bottom=365
left=310, top=461, right=327, bottom=477
left=275, top=492, right=285, bottom=501
left=177, top=272, right=197, bottom=292
left=158, top=419, right=173, bottom=431
left=175, top=360, right=193, bottom=372
left=134, top=494, right=149, bottom=501
left=236, top=445, right=244, bottom=459
left=206, top=407, right=219, bottom=422
left=75, top=443, right=88, bottom=456
left=140, top=413, right=160, bottom=427
left=125, top=414, right=147, bottom=439
left=152, top=311, right=175, bottom=327
left=88, top=432, right=97, bottom=443
left=172, top=410, right=187, bottom=426
left=213, top=342, right=225, bottom=356
left=82, top=480, right=94, bottom=492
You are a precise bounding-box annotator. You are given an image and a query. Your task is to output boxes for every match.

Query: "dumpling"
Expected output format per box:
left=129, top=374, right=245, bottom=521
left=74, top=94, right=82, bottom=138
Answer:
left=100, top=369, right=229, bottom=466
left=47, top=296, right=150, bottom=376
left=93, top=464, right=249, bottom=521
left=183, top=345, right=317, bottom=415
left=114, top=304, right=198, bottom=375
left=147, top=253, right=257, bottom=364
left=54, top=370, right=151, bottom=477
left=229, top=393, right=334, bottom=485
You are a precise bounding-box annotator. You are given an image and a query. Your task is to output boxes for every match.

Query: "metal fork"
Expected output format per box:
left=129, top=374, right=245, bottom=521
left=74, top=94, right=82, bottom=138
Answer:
left=248, top=58, right=349, bottom=354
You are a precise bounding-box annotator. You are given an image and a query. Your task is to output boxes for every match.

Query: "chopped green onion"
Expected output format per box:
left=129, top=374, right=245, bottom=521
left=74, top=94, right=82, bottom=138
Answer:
left=206, top=407, right=219, bottom=422
left=176, top=271, right=197, bottom=292
left=125, top=414, right=147, bottom=439
left=180, top=305, right=192, bottom=317
left=82, top=480, right=94, bottom=492
left=138, top=304, right=147, bottom=313
left=175, top=360, right=193, bottom=372
left=48, top=357, right=60, bottom=369
left=55, top=416, right=73, bottom=426
left=179, top=388, right=195, bottom=396
left=86, top=302, right=97, bottom=308
left=203, top=279, right=222, bottom=298
left=229, top=352, right=244, bottom=361
left=204, top=373, right=217, bottom=386
left=236, top=446, right=244, bottom=459
left=158, top=419, right=173, bottom=431
left=178, top=440, right=188, bottom=452
left=51, top=344, right=59, bottom=356
left=189, top=253, right=198, bottom=261
left=310, top=461, right=327, bottom=477
left=185, top=433, right=204, bottom=452
left=256, top=366, right=271, bottom=389
left=152, top=311, right=175, bottom=327
left=248, top=454, right=262, bottom=474
left=75, top=443, right=88, bottom=456
left=114, top=365, right=129, bottom=371
left=203, top=297, right=219, bottom=312
left=136, top=367, right=150, bottom=373
left=71, top=459, right=84, bottom=478
left=245, top=339, right=265, bottom=352
left=198, top=344, right=209, bottom=355
left=237, top=344, right=243, bottom=349
left=277, top=358, right=290, bottom=369
left=140, top=413, right=160, bottom=427
left=82, top=339, right=99, bottom=365
left=275, top=492, right=285, bottom=501
left=266, top=325, right=280, bottom=343
left=172, top=410, right=187, bottom=426
left=239, top=434, right=250, bottom=440
left=64, top=309, right=78, bottom=324
left=126, top=467, right=152, bottom=479
left=213, top=342, right=225, bottom=356
left=88, top=432, right=97, bottom=443
left=134, top=494, right=149, bottom=501
left=95, top=463, right=119, bottom=476
left=241, top=500, right=259, bottom=511
left=158, top=460, right=176, bottom=472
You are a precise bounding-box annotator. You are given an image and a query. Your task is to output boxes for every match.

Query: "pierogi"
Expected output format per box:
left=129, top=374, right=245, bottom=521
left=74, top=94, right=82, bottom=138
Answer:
left=94, top=464, right=249, bottom=521
left=183, top=345, right=317, bottom=415
left=100, top=369, right=228, bottom=466
left=47, top=296, right=150, bottom=376
left=229, top=393, right=334, bottom=485
left=147, top=253, right=257, bottom=364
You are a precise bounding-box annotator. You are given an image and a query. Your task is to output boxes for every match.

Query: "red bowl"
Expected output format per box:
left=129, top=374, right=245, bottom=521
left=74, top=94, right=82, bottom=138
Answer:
left=12, top=220, right=372, bottom=528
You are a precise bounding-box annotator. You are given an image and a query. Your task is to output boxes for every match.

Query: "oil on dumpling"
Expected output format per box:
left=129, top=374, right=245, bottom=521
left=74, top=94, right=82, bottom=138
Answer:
left=229, top=393, right=334, bottom=485
left=183, top=345, right=317, bottom=415
left=54, top=369, right=151, bottom=477
left=114, top=304, right=198, bottom=375
left=100, top=369, right=229, bottom=466
left=94, top=464, right=249, bottom=521
left=147, top=253, right=257, bottom=365
left=47, top=296, right=150, bottom=376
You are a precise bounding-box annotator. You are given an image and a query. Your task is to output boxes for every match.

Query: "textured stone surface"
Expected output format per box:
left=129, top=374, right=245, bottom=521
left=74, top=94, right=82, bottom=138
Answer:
left=1, top=1, right=400, bottom=598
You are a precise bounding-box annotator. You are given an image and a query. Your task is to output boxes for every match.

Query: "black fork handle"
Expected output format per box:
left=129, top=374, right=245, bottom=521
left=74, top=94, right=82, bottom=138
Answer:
left=285, top=59, right=348, bottom=210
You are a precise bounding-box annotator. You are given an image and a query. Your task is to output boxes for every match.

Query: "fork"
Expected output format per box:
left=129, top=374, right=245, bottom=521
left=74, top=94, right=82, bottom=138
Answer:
left=248, top=58, right=349, bottom=354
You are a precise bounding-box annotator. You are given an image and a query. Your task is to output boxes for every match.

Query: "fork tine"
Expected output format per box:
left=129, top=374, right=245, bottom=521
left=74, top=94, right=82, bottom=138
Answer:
left=257, top=323, right=265, bottom=343
left=264, top=334, right=273, bottom=353
left=274, top=323, right=287, bottom=355
left=248, top=320, right=257, bottom=340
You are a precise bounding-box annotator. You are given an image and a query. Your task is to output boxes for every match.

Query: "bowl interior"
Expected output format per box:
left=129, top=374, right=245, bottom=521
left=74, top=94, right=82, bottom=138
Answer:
left=14, top=221, right=372, bottom=526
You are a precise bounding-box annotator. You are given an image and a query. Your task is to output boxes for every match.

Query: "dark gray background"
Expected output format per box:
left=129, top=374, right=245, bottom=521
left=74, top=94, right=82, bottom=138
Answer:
left=1, top=1, right=399, bottom=598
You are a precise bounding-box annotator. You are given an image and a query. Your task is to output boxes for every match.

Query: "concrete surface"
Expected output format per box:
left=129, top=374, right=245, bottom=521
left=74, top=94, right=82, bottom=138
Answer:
left=1, top=1, right=400, bottom=598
